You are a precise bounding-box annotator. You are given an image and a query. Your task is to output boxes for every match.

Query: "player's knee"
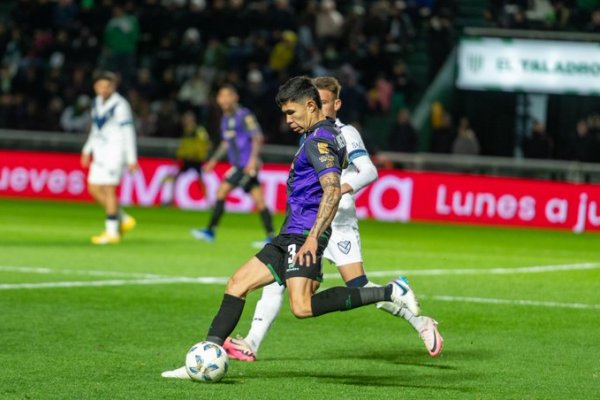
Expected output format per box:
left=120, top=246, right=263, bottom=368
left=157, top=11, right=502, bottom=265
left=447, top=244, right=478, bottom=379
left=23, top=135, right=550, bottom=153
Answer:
left=289, top=298, right=313, bottom=319
left=225, top=274, right=250, bottom=298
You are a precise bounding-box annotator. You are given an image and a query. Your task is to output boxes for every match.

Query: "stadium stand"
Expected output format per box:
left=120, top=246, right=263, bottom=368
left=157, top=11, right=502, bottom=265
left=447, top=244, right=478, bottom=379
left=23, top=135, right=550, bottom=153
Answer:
left=0, top=0, right=599, bottom=169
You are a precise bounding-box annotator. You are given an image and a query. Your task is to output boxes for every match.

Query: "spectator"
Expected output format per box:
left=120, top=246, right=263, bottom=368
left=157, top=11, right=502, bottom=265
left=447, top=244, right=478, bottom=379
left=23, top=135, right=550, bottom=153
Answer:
left=569, top=119, right=595, bottom=162
left=523, top=120, right=553, bottom=159
left=452, top=117, right=480, bottom=155
left=430, top=112, right=455, bottom=154
left=268, top=30, right=298, bottom=73
left=178, top=69, right=211, bottom=122
left=389, top=108, right=418, bottom=153
left=586, top=9, right=600, bottom=32
left=99, top=4, right=139, bottom=86
left=60, top=94, right=91, bottom=134
left=315, top=0, right=344, bottom=45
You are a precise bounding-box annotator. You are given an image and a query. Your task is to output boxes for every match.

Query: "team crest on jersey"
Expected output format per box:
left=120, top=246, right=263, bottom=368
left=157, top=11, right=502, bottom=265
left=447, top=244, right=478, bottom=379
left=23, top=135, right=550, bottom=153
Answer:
left=337, top=240, right=351, bottom=255
left=244, top=115, right=258, bottom=130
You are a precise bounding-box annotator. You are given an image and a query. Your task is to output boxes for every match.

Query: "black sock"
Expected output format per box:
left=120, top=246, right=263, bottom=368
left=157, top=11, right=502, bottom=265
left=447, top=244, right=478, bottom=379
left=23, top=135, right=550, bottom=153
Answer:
left=259, top=208, right=274, bottom=237
left=208, top=200, right=225, bottom=230
left=205, top=294, right=245, bottom=345
left=310, top=286, right=388, bottom=317
left=345, top=274, right=368, bottom=288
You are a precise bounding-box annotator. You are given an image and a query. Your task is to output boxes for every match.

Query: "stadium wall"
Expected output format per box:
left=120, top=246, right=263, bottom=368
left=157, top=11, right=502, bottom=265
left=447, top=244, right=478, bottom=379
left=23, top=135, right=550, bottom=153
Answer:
left=2, top=150, right=600, bottom=233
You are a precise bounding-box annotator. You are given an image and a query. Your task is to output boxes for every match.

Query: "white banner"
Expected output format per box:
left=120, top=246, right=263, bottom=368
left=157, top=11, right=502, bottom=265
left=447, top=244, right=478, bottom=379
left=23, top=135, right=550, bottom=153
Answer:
left=456, top=37, right=600, bottom=95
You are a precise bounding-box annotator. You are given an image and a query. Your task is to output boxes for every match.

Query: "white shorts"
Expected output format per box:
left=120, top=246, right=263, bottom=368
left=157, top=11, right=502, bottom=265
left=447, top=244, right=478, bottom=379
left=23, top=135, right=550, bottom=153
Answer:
left=88, top=161, right=124, bottom=186
left=323, top=224, right=363, bottom=266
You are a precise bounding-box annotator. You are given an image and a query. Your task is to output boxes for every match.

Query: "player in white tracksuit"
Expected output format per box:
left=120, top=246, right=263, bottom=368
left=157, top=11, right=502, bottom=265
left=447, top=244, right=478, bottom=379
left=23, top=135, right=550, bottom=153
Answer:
left=223, top=77, right=443, bottom=360
left=81, top=71, right=138, bottom=245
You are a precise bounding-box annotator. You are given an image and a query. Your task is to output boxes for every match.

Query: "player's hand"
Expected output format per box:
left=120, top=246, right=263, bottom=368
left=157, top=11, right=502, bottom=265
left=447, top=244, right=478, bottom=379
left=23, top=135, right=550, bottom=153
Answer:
left=203, top=160, right=216, bottom=173
left=294, top=236, right=318, bottom=267
left=244, top=159, right=257, bottom=176
left=81, top=153, right=91, bottom=168
left=128, top=163, right=138, bottom=173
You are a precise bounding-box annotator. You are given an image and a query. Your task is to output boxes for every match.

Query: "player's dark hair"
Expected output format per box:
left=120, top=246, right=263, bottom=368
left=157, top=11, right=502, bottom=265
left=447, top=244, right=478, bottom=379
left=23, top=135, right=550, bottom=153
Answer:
left=312, top=76, right=341, bottom=99
left=275, top=76, right=322, bottom=109
left=218, top=83, right=239, bottom=95
left=92, top=70, right=118, bottom=84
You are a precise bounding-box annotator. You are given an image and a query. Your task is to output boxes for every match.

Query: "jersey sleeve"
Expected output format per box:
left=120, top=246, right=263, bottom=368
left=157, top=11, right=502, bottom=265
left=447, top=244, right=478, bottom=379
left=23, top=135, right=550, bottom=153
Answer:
left=116, top=100, right=137, bottom=164
left=304, top=134, right=342, bottom=177
left=343, top=124, right=369, bottom=164
left=242, top=112, right=262, bottom=137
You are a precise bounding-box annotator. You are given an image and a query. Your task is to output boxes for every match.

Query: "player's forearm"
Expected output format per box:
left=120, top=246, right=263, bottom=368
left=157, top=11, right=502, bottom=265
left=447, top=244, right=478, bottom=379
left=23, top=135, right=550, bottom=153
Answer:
left=210, top=142, right=228, bottom=162
left=342, top=156, right=378, bottom=194
left=248, top=134, right=263, bottom=166
left=308, top=172, right=341, bottom=239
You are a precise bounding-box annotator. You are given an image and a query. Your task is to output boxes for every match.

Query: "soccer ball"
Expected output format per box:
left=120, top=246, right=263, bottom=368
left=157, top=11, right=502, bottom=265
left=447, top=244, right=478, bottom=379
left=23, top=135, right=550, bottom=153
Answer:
left=185, top=341, right=229, bottom=382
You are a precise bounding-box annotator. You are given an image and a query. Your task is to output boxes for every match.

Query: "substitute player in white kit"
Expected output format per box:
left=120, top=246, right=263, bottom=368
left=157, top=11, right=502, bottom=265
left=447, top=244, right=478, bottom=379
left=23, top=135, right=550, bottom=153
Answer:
left=81, top=71, right=138, bottom=245
left=163, top=77, right=442, bottom=379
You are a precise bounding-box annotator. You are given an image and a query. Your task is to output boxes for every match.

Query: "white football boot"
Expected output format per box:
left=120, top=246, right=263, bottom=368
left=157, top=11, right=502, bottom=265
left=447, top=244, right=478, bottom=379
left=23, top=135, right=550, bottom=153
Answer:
left=161, top=366, right=190, bottom=379
left=388, top=276, right=420, bottom=316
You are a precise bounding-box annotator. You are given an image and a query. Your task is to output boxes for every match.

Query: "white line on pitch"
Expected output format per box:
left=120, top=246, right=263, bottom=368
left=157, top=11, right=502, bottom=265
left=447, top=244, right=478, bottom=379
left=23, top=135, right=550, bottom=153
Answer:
left=423, top=295, right=600, bottom=310
left=0, top=277, right=228, bottom=290
left=0, top=266, right=166, bottom=279
left=3, top=262, right=599, bottom=283
left=2, top=278, right=598, bottom=312
left=324, top=262, right=600, bottom=279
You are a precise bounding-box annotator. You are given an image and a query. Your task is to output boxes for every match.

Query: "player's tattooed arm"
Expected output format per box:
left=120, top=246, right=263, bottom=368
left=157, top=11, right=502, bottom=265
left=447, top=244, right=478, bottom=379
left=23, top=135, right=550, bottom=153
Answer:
left=211, top=141, right=229, bottom=161
left=295, top=171, right=341, bottom=266
left=309, top=171, right=341, bottom=239
left=203, top=141, right=229, bottom=172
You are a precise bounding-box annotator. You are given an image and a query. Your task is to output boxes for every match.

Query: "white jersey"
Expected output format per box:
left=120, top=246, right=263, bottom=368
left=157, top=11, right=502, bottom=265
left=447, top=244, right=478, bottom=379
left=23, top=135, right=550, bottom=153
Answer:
left=82, top=92, right=137, bottom=169
left=332, top=118, right=377, bottom=228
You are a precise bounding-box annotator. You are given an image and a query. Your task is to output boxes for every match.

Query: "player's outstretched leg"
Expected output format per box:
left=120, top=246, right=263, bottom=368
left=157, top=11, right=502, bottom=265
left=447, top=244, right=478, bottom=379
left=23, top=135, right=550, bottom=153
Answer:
left=375, top=282, right=443, bottom=357
left=388, top=276, right=420, bottom=316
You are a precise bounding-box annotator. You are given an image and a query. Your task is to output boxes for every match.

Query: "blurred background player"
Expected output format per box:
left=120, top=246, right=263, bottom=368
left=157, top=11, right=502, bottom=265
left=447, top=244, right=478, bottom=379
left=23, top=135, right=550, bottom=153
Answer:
left=81, top=71, right=138, bottom=245
left=190, top=84, right=274, bottom=247
left=224, top=76, right=443, bottom=362
left=161, top=111, right=211, bottom=205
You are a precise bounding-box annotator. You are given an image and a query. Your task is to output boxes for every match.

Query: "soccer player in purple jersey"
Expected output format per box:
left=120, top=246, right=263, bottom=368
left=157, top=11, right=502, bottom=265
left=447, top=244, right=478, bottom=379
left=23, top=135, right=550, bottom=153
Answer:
left=190, top=84, right=274, bottom=247
left=163, top=76, right=419, bottom=379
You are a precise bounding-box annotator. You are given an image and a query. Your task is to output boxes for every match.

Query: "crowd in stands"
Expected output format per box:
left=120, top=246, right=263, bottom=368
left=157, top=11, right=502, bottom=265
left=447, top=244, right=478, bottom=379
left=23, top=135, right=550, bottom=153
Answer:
left=0, top=0, right=456, bottom=148
left=1, top=0, right=598, bottom=163
left=485, top=0, right=600, bottom=31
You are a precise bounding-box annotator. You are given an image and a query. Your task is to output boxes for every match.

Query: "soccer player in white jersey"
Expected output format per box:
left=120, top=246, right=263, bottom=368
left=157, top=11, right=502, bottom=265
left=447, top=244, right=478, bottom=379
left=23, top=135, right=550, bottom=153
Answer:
left=223, top=77, right=442, bottom=361
left=162, top=77, right=442, bottom=379
left=81, top=71, right=138, bottom=245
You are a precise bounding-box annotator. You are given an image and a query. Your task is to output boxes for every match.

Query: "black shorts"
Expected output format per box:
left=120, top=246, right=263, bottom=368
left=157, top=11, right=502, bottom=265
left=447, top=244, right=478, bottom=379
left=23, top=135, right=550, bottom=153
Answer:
left=225, top=167, right=260, bottom=193
left=255, top=233, right=330, bottom=285
left=180, top=159, right=203, bottom=175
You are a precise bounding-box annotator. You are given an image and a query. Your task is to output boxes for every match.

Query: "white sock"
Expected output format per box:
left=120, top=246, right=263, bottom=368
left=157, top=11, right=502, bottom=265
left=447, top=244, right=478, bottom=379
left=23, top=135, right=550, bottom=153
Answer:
left=245, top=282, right=285, bottom=353
left=395, top=307, right=424, bottom=332
left=367, top=281, right=424, bottom=332
left=106, top=218, right=119, bottom=237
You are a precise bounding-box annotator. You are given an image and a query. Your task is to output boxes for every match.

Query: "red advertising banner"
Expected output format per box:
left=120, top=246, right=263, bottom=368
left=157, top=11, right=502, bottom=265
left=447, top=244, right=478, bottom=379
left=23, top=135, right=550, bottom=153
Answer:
left=2, top=150, right=600, bottom=233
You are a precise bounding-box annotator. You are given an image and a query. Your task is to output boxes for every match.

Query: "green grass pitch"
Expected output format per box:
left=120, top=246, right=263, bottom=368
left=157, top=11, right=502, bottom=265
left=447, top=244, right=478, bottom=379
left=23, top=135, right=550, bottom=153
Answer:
left=1, top=198, right=599, bottom=399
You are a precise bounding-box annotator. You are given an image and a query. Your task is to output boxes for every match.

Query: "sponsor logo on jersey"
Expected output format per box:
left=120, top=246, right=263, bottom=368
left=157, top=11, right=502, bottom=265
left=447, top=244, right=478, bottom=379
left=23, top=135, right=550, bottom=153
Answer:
left=317, top=142, right=329, bottom=154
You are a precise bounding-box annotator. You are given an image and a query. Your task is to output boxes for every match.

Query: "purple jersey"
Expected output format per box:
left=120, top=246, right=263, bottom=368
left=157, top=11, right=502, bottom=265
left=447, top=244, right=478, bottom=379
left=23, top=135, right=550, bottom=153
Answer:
left=220, top=106, right=262, bottom=168
left=280, top=118, right=347, bottom=235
